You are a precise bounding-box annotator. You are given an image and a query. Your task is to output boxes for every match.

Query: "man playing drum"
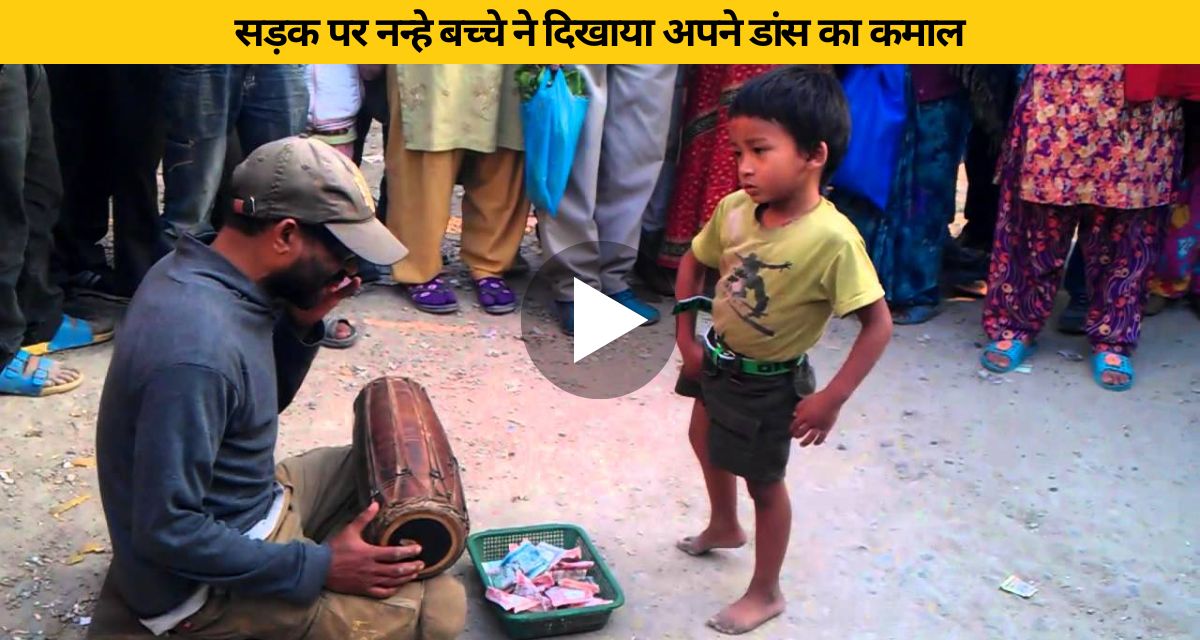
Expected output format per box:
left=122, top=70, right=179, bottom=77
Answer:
left=92, top=136, right=466, bottom=639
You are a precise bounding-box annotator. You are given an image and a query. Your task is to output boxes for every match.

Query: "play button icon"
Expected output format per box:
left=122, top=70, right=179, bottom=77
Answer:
left=572, top=278, right=649, bottom=363
left=520, top=241, right=679, bottom=400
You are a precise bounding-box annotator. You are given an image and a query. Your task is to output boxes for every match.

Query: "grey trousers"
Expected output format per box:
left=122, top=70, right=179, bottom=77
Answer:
left=642, top=65, right=687, bottom=236
left=537, top=64, right=678, bottom=300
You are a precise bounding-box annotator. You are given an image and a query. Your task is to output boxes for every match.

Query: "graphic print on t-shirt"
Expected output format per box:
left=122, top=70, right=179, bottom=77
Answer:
left=721, top=252, right=793, bottom=337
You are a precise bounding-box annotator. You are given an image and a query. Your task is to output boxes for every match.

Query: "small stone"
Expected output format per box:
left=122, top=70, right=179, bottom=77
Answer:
left=836, top=443, right=848, bottom=451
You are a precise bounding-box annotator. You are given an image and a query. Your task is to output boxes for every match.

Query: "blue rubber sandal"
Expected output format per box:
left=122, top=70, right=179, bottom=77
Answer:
left=981, top=339, right=1037, bottom=373
left=0, top=350, right=83, bottom=397
left=1092, top=351, right=1134, bottom=392
left=23, top=314, right=114, bottom=355
left=609, top=289, right=660, bottom=325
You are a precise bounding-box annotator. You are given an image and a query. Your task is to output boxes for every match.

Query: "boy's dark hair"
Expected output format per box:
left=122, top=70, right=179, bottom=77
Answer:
left=729, top=65, right=851, bottom=183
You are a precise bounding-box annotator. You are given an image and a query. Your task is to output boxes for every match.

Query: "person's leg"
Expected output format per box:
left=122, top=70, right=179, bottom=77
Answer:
left=208, top=127, right=244, bottom=235
left=641, top=65, right=685, bottom=239
left=0, top=66, right=82, bottom=396
left=0, top=65, right=33, bottom=367
left=108, top=64, right=168, bottom=296
left=593, top=64, right=677, bottom=299
left=458, top=149, right=529, bottom=314
left=1056, top=238, right=1089, bottom=334
left=536, top=63, right=607, bottom=301
left=892, top=95, right=971, bottom=323
left=352, top=75, right=380, bottom=166
left=635, top=67, right=686, bottom=297
left=44, top=65, right=110, bottom=280
left=236, top=64, right=309, bottom=155
left=1080, top=206, right=1166, bottom=387
left=459, top=149, right=529, bottom=280
left=362, top=72, right=392, bottom=223
left=961, top=125, right=1000, bottom=253
left=707, top=479, right=789, bottom=635
left=161, top=65, right=236, bottom=245
left=382, top=69, right=463, bottom=300
left=275, top=445, right=363, bottom=542
left=981, top=183, right=1079, bottom=369
left=677, top=398, right=745, bottom=555
left=261, top=445, right=465, bottom=640
left=16, top=64, right=66, bottom=347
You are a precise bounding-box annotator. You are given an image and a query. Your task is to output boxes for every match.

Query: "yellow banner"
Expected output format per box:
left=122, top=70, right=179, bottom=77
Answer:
left=7, top=1, right=1200, bottom=62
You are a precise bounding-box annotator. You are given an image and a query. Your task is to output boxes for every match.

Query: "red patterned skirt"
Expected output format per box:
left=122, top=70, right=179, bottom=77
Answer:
left=658, top=64, right=777, bottom=268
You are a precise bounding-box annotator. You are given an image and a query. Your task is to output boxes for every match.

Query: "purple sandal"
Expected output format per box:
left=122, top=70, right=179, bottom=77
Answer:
left=475, top=277, right=517, bottom=315
left=407, top=277, right=460, bottom=314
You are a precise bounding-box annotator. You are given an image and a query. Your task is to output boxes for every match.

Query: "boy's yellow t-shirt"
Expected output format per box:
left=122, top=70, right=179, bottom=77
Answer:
left=691, top=190, right=884, bottom=362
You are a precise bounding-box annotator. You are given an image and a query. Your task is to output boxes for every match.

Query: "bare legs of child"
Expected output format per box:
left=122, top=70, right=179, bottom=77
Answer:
left=677, top=399, right=747, bottom=555
left=678, top=399, right=790, bottom=635
left=707, top=479, right=790, bottom=634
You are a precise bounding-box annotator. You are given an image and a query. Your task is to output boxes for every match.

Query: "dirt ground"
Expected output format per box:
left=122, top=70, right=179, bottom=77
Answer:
left=1, top=132, right=1198, bottom=640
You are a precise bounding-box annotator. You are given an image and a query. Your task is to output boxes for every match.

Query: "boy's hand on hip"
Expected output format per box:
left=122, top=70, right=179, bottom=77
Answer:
left=326, top=501, right=425, bottom=598
left=791, top=390, right=843, bottom=446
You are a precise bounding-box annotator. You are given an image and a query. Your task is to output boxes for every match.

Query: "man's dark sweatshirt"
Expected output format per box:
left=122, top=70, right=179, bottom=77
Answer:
left=96, top=236, right=330, bottom=618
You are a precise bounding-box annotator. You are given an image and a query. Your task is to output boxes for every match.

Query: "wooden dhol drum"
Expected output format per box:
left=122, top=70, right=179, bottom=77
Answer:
left=352, top=376, right=469, bottom=579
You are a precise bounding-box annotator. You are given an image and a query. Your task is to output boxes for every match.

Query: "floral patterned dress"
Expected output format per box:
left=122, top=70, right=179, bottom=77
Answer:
left=983, top=65, right=1184, bottom=354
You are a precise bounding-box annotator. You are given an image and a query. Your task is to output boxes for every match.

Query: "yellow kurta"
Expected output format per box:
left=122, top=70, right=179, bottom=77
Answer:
left=393, top=64, right=524, bottom=153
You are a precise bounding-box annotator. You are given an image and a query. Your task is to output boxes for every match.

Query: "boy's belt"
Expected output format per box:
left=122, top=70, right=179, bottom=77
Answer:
left=674, top=296, right=805, bottom=376
left=703, top=331, right=805, bottom=376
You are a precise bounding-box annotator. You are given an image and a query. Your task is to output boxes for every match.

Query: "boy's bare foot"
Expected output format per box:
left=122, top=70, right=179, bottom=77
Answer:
left=706, top=590, right=786, bottom=635
left=676, top=526, right=748, bottom=556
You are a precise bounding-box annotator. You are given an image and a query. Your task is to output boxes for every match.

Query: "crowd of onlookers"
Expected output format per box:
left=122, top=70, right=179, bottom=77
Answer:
left=1, top=64, right=1197, bottom=397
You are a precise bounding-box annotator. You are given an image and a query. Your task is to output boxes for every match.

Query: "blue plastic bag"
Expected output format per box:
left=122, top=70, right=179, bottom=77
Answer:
left=520, top=68, right=589, bottom=216
left=831, top=65, right=908, bottom=212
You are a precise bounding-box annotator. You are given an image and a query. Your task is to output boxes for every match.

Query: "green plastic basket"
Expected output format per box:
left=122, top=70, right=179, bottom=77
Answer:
left=466, top=523, right=625, bottom=639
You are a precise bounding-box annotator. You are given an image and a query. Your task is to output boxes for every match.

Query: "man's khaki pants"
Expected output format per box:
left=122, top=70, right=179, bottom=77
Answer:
left=174, top=446, right=467, bottom=640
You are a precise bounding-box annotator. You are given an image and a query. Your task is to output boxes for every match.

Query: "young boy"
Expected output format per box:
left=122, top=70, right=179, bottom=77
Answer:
left=673, top=66, right=893, bottom=635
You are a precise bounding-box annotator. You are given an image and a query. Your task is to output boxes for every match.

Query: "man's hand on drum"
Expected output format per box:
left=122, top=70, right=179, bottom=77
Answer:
left=325, top=501, right=425, bottom=598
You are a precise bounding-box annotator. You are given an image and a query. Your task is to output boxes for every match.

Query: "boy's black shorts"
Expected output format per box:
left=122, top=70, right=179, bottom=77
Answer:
left=676, top=356, right=816, bottom=484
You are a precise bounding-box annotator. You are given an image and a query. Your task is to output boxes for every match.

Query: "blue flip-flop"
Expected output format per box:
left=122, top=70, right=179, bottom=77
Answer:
left=1092, top=351, right=1134, bottom=392
left=981, top=339, right=1037, bottom=373
left=23, top=315, right=114, bottom=355
left=0, top=350, right=83, bottom=397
